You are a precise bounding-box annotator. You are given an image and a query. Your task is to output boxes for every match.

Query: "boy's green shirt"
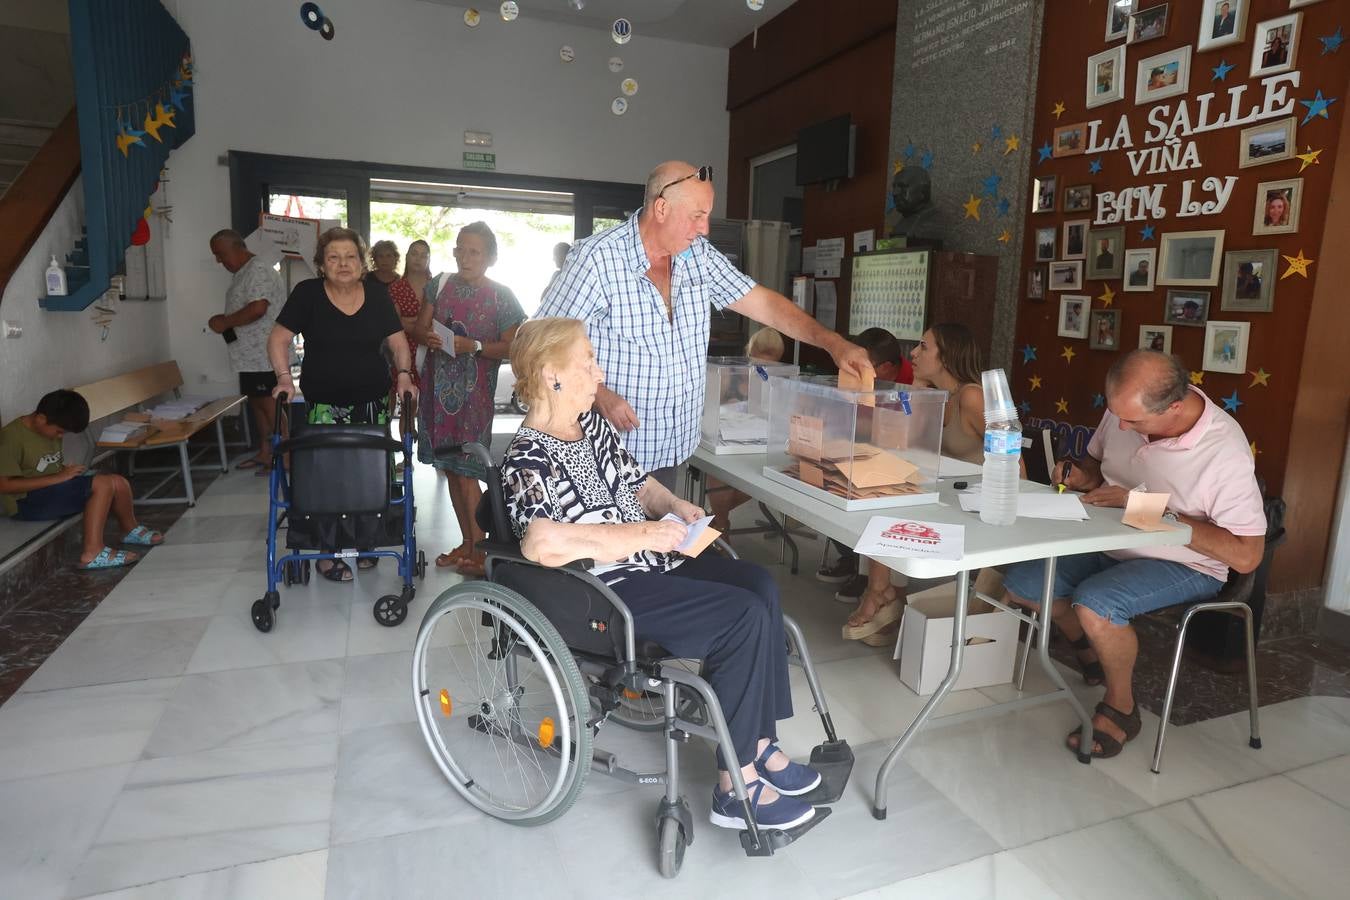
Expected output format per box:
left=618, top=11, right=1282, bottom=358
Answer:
left=0, top=417, right=65, bottom=517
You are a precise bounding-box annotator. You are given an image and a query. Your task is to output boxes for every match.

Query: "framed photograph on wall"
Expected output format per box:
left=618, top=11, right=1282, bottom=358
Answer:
left=1089, top=309, right=1122, bottom=350
left=1033, top=175, right=1058, bottom=213
left=1252, top=177, right=1302, bottom=235
left=1035, top=227, right=1057, bottom=261
left=1049, top=260, right=1084, bottom=291
left=1059, top=295, right=1090, bottom=339
left=1128, top=3, right=1169, bottom=43
left=1062, top=219, right=1089, bottom=260
left=1198, top=0, right=1247, bottom=52
left=1053, top=122, right=1088, bottom=157
left=1123, top=247, right=1157, bottom=291
left=1139, top=324, right=1173, bottom=353
left=1135, top=45, right=1191, bottom=105
left=1164, top=289, right=1211, bottom=326
left=1087, top=45, right=1127, bottom=108
left=1027, top=265, right=1047, bottom=300
left=1064, top=184, right=1094, bottom=213
left=1158, top=230, right=1225, bottom=286
left=1107, top=0, right=1136, bottom=41
left=1289, top=1, right=1323, bottom=8
left=1086, top=226, right=1126, bottom=280
left=1251, top=13, right=1301, bottom=78
left=1239, top=117, right=1296, bottom=168
left=1202, top=321, right=1251, bottom=374
left=1220, top=248, right=1277, bottom=312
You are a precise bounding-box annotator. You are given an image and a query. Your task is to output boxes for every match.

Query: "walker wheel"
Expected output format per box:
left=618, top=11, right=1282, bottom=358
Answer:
left=416, top=550, right=427, bottom=579
left=657, top=815, right=686, bottom=879
left=301, top=560, right=312, bottom=584
left=251, top=598, right=274, bottom=632
left=374, top=595, right=408, bottom=627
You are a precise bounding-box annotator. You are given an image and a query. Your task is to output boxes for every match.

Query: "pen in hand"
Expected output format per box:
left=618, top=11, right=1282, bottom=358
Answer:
left=1057, top=460, right=1073, bottom=494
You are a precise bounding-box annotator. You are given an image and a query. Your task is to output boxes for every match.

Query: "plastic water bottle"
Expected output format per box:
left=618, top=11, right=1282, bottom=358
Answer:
left=979, top=369, right=1021, bottom=526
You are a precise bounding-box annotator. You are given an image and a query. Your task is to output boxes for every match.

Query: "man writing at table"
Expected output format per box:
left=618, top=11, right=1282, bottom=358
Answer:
left=1001, top=350, right=1265, bottom=759
left=538, top=161, right=873, bottom=488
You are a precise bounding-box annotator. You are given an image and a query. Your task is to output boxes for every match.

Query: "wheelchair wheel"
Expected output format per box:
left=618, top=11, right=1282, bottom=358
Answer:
left=601, top=659, right=706, bottom=732
left=374, top=594, right=409, bottom=627
left=301, top=560, right=311, bottom=584
left=657, top=815, right=687, bottom=879
left=251, top=591, right=279, bottom=633
left=413, top=582, right=591, bottom=826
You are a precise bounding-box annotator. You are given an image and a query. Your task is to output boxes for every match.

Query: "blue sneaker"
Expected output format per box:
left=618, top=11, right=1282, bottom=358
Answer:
left=710, top=779, right=815, bottom=831
left=754, top=743, right=822, bottom=796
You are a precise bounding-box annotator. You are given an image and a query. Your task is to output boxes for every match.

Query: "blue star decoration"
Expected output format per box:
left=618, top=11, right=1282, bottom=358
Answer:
left=1140, top=224, right=1156, bottom=241
left=1088, top=157, right=1103, bottom=175
left=1021, top=344, right=1037, bottom=364
left=169, top=86, right=191, bottom=111
left=921, top=150, right=934, bottom=170
left=1321, top=26, right=1344, bottom=55
left=997, top=197, right=1011, bottom=217
left=1037, top=141, right=1053, bottom=164
left=1211, top=59, right=1235, bottom=81
left=1222, top=390, right=1243, bottom=413
left=991, top=123, right=1003, bottom=140
left=903, top=141, right=916, bottom=160
left=1300, top=89, right=1338, bottom=125
left=981, top=171, right=1002, bottom=199
left=1018, top=400, right=1032, bottom=417
left=1092, top=393, right=1105, bottom=409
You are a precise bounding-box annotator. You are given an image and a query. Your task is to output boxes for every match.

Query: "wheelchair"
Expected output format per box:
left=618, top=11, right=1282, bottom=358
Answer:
left=252, top=392, right=426, bottom=633
left=411, top=444, right=853, bottom=878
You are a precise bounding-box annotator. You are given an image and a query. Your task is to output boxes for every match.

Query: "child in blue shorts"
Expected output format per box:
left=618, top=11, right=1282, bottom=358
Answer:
left=0, top=390, right=162, bottom=568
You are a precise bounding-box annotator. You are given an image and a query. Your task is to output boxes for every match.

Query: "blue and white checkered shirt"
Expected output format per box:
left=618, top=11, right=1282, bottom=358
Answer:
left=538, top=212, right=756, bottom=471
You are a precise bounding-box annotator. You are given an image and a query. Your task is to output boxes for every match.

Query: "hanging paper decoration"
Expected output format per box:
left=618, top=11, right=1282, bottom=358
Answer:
left=1028, top=375, right=1042, bottom=390
left=1036, top=141, right=1053, bottom=163
left=1221, top=391, right=1243, bottom=413
left=1003, top=134, right=1020, bottom=154
left=1211, top=59, right=1235, bottom=81
left=1021, top=344, right=1037, bottom=364
left=464, top=9, right=481, bottom=27
left=559, top=45, right=575, bottom=63
left=1060, top=345, right=1076, bottom=363
left=1249, top=368, right=1271, bottom=388
left=1319, top=26, right=1344, bottom=55
left=962, top=195, right=982, bottom=220
left=1097, top=284, right=1115, bottom=307
left=1055, top=398, right=1069, bottom=414
left=1299, top=89, right=1337, bottom=125
left=319, top=17, right=335, bottom=40
left=1281, top=250, right=1314, bottom=279
left=608, top=56, right=624, bottom=73
left=300, top=3, right=323, bottom=29
left=130, top=217, right=151, bottom=246
left=747, top=0, right=765, bottom=11
left=621, top=78, right=639, bottom=97
left=500, top=2, right=519, bottom=22
left=612, top=18, right=632, bottom=45
left=611, top=97, right=628, bottom=116
left=1189, top=371, right=1205, bottom=385
left=107, top=49, right=193, bottom=161
left=1295, top=146, right=1323, bottom=172
left=1051, top=101, right=1066, bottom=119
left=997, top=228, right=1012, bottom=243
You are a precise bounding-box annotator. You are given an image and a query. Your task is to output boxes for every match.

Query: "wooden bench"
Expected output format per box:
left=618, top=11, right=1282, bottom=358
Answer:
left=73, top=361, right=247, bottom=506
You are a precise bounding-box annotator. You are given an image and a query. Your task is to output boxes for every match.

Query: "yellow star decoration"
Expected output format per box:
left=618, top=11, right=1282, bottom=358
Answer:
left=962, top=195, right=983, bottom=221
left=1052, top=101, right=1066, bottom=119
left=1281, top=250, right=1314, bottom=279
left=142, top=110, right=164, bottom=143
left=1003, top=134, right=1020, bottom=155
left=1055, top=397, right=1069, bottom=414
left=115, top=130, right=142, bottom=157
left=1097, top=284, right=1116, bottom=307
left=972, top=141, right=982, bottom=154
left=1061, top=345, right=1076, bottom=363
left=998, top=228, right=1012, bottom=244
left=1029, top=374, right=1042, bottom=391
left=1295, top=146, right=1323, bottom=173
left=154, top=102, right=176, bottom=130
left=1250, top=441, right=1260, bottom=457
left=893, top=159, right=904, bottom=175
left=1249, top=368, right=1271, bottom=387
left=1190, top=371, right=1205, bottom=385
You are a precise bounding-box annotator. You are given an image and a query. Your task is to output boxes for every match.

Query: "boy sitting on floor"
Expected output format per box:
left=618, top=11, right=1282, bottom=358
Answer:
left=0, top=389, right=162, bottom=569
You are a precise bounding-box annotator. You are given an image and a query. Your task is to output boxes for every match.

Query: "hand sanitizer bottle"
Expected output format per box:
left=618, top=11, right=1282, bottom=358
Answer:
left=45, top=255, right=67, bottom=295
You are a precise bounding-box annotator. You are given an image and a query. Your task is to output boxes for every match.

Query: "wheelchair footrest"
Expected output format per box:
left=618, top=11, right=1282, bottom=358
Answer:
left=738, top=806, right=832, bottom=857
left=797, top=739, right=854, bottom=805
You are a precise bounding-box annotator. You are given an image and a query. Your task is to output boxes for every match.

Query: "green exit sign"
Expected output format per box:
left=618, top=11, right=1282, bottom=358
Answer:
left=463, top=151, right=496, bottom=171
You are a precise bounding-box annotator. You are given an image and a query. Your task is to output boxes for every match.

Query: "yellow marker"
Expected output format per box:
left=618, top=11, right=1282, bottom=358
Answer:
left=1057, top=483, right=1066, bottom=494
left=537, top=717, right=555, bottom=748
left=438, top=689, right=452, bottom=717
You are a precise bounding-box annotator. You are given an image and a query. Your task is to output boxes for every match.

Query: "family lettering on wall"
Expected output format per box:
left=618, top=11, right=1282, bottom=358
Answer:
left=1090, top=71, right=1301, bottom=223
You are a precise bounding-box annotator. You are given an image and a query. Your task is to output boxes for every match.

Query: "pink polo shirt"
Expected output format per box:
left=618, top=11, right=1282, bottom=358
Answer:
left=1087, top=386, right=1265, bottom=581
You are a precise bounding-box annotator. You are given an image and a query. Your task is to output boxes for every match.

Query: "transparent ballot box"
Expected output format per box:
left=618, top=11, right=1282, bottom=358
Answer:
left=700, top=357, right=800, bottom=454
left=763, top=376, right=948, bottom=510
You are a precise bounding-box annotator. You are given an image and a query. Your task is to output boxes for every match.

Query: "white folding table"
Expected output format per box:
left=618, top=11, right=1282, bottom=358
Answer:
left=684, top=446, right=1191, bottom=820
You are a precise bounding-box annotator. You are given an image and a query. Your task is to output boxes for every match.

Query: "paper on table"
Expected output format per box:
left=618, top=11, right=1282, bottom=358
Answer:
left=958, top=491, right=1089, bottom=520
left=432, top=319, right=457, bottom=357
left=853, top=516, right=964, bottom=561
left=938, top=455, right=983, bottom=478
left=718, top=410, right=768, bottom=443
left=1122, top=490, right=1177, bottom=532
left=661, top=513, right=721, bottom=557
left=788, top=415, right=823, bottom=461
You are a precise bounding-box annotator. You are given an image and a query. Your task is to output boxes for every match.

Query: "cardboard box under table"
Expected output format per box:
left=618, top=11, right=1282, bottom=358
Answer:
left=894, top=583, right=1019, bottom=695
left=762, top=375, right=946, bottom=511
left=700, top=357, right=799, bottom=454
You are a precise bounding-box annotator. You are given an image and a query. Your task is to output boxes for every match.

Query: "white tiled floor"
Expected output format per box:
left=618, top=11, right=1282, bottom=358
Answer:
left=2, top=465, right=1348, bottom=899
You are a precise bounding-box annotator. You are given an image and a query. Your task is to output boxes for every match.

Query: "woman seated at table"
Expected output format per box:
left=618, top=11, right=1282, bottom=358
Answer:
left=268, top=227, right=418, bottom=582
left=501, top=317, right=821, bottom=832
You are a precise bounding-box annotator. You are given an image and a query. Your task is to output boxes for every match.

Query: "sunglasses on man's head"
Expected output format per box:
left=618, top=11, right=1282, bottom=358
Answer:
left=657, top=165, right=713, bottom=200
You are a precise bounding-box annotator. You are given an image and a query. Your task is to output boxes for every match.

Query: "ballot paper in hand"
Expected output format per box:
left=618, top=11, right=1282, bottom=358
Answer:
left=432, top=319, right=457, bottom=357
left=661, top=513, right=721, bottom=557
left=853, top=516, right=965, bottom=561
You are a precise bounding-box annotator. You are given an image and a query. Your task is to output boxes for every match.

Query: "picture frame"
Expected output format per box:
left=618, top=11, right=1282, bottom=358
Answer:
left=1197, top=0, right=1248, bottom=52
left=1086, top=45, right=1127, bottom=109
left=1086, top=226, right=1126, bottom=280
left=1164, top=289, right=1211, bottom=327
left=1239, top=116, right=1296, bottom=168
left=1138, top=324, right=1173, bottom=354
left=1063, top=184, right=1094, bottom=213
left=1058, top=295, right=1090, bottom=339
left=1053, top=122, right=1088, bottom=157
left=1062, top=219, right=1089, bottom=260
left=1027, top=265, right=1047, bottom=300
left=1107, top=0, right=1136, bottom=41
left=1289, top=1, right=1323, bottom=8
left=1123, top=247, right=1157, bottom=292
left=1202, top=320, right=1251, bottom=374
left=1158, top=230, right=1225, bottom=286
left=1035, top=226, right=1057, bottom=261
left=1135, top=45, right=1191, bottom=105
left=1032, top=175, right=1058, bottom=213
left=1128, top=3, right=1169, bottom=44
left=1220, top=248, right=1277, bottom=312
left=1252, top=177, right=1302, bottom=235
left=1251, top=13, right=1301, bottom=79
left=1049, top=260, right=1084, bottom=292
left=1088, top=309, right=1123, bottom=350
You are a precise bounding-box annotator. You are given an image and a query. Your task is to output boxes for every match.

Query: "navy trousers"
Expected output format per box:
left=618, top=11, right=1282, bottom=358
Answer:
left=608, top=555, right=793, bottom=768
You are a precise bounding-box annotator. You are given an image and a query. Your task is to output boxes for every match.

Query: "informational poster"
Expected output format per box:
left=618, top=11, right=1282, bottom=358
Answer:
left=250, top=213, right=320, bottom=274
left=813, top=280, right=838, bottom=330
left=853, top=229, right=875, bottom=253
left=849, top=250, right=929, bottom=341
left=815, top=236, right=845, bottom=279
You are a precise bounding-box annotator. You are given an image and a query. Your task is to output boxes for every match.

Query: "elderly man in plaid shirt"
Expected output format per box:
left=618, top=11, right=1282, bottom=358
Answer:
left=539, top=161, right=873, bottom=488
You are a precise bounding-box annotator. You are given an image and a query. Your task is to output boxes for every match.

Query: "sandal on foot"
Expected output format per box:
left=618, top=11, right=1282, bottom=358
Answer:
left=318, top=559, right=353, bottom=582
left=122, top=525, right=164, bottom=546
left=436, top=546, right=470, bottom=568
left=235, top=457, right=264, bottom=470
left=357, top=557, right=378, bottom=571
left=842, top=587, right=901, bottom=640
left=80, top=547, right=137, bottom=570
left=1066, top=701, right=1141, bottom=759
left=1069, top=635, right=1106, bottom=686
left=861, top=622, right=900, bottom=648
left=456, top=551, right=486, bottom=577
